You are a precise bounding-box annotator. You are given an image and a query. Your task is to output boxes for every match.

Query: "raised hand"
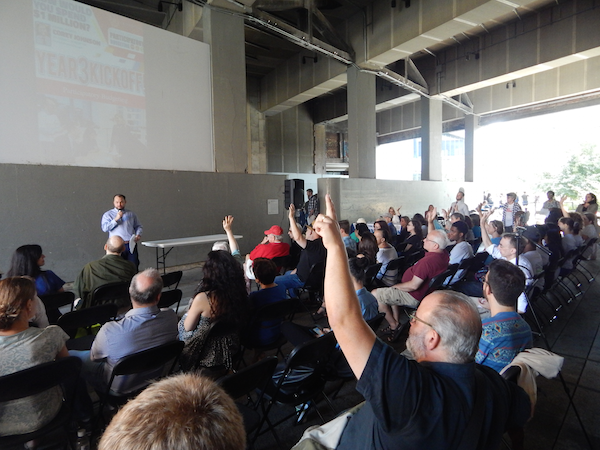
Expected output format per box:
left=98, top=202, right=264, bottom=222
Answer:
left=222, top=215, right=234, bottom=231
left=312, top=194, right=343, bottom=251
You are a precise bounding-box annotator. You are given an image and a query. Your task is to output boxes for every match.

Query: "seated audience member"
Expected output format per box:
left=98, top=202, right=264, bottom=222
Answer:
left=73, top=236, right=137, bottom=309
left=398, top=218, right=423, bottom=253
left=0, top=277, right=69, bottom=436
left=397, top=215, right=410, bottom=243
left=98, top=374, right=245, bottom=450
left=244, top=223, right=290, bottom=280
left=273, top=204, right=326, bottom=297
left=558, top=217, right=578, bottom=274
left=374, top=229, right=398, bottom=286
left=7, top=244, right=65, bottom=296
left=350, top=218, right=367, bottom=243
left=412, top=213, right=428, bottom=237
left=427, top=211, right=473, bottom=284
left=381, top=213, right=397, bottom=237
left=373, top=220, right=392, bottom=243
left=456, top=210, right=533, bottom=313
left=372, top=229, right=450, bottom=341
left=477, top=260, right=533, bottom=372
left=482, top=217, right=505, bottom=264
left=178, top=251, right=247, bottom=372
left=73, top=269, right=178, bottom=395
left=463, top=215, right=476, bottom=241
left=349, top=257, right=379, bottom=321
left=521, top=227, right=545, bottom=281
left=582, top=213, right=599, bottom=259
left=339, top=219, right=358, bottom=255
left=295, top=195, right=530, bottom=450
left=389, top=206, right=401, bottom=226
left=470, top=213, right=482, bottom=239
left=246, top=258, right=287, bottom=347
left=576, top=192, right=598, bottom=215
left=247, top=225, right=290, bottom=260
left=357, top=231, right=378, bottom=265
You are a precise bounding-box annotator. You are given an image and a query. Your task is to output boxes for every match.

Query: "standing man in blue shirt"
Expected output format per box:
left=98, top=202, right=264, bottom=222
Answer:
left=101, top=194, right=143, bottom=270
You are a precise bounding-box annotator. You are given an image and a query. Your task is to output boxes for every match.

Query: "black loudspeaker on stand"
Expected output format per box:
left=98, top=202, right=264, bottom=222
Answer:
left=284, top=179, right=304, bottom=209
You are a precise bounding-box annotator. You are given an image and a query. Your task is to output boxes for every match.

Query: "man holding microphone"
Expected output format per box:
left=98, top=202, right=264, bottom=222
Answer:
left=101, top=194, right=143, bottom=270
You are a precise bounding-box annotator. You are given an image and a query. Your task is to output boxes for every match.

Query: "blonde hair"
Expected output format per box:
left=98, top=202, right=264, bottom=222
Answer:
left=99, top=374, right=245, bottom=450
left=0, top=277, right=36, bottom=330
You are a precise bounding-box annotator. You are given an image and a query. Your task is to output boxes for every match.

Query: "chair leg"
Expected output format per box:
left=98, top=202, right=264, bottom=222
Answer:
left=558, top=372, right=594, bottom=450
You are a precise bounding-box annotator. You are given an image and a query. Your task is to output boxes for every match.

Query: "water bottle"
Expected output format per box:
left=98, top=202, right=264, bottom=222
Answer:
left=76, top=429, right=90, bottom=450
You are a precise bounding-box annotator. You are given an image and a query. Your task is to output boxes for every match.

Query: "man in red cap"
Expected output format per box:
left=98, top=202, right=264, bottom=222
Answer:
left=247, top=225, right=290, bottom=260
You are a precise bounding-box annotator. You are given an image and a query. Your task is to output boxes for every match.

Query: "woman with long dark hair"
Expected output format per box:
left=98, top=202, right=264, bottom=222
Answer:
left=178, top=251, right=248, bottom=372
left=7, top=245, right=65, bottom=296
left=399, top=218, right=423, bottom=253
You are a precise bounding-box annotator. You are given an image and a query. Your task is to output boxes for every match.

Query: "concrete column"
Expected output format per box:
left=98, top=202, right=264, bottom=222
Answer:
left=347, top=65, right=376, bottom=179
left=464, top=114, right=477, bottom=182
left=203, top=9, right=247, bottom=173
left=314, top=124, right=327, bottom=175
left=420, top=97, right=442, bottom=181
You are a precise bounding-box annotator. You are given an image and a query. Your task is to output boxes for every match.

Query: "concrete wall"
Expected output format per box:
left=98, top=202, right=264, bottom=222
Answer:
left=319, top=177, right=484, bottom=223
left=0, top=164, right=288, bottom=281
left=266, top=104, right=315, bottom=174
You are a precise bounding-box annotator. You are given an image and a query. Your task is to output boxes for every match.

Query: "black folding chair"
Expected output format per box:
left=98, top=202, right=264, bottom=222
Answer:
left=0, top=357, right=82, bottom=449
left=259, top=332, right=337, bottom=446
left=364, top=262, right=383, bottom=291
left=157, top=288, right=183, bottom=311
left=57, top=303, right=118, bottom=350
left=218, top=356, right=279, bottom=447
left=161, top=270, right=183, bottom=289
left=366, top=312, right=386, bottom=332
left=424, top=266, right=457, bottom=296
left=373, top=257, right=405, bottom=288
left=90, top=281, right=130, bottom=309
left=40, top=291, right=75, bottom=324
left=99, top=340, right=184, bottom=422
left=241, top=299, right=296, bottom=360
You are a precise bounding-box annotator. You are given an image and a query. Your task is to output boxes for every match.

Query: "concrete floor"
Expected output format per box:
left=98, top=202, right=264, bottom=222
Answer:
left=141, top=259, right=600, bottom=449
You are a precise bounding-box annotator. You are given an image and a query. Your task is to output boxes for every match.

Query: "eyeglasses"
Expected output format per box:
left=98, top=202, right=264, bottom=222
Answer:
left=405, top=310, right=437, bottom=334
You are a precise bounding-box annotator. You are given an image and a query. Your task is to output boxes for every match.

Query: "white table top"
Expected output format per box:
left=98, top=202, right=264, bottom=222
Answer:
left=141, top=234, right=243, bottom=249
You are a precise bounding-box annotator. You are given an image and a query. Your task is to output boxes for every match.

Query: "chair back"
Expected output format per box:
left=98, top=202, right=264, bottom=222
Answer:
left=0, top=356, right=82, bottom=402
left=405, top=249, right=425, bottom=267
left=219, top=356, right=278, bottom=400
left=253, top=298, right=296, bottom=323
left=441, top=263, right=460, bottom=287
left=447, top=256, right=474, bottom=285
left=57, top=303, right=118, bottom=339
left=40, top=291, right=75, bottom=324
left=157, top=288, right=183, bottom=310
left=366, top=312, right=386, bottom=332
left=271, top=255, right=290, bottom=274
left=283, top=331, right=337, bottom=373
left=364, top=262, right=383, bottom=289
left=110, top=340, right=184, bottom=378
left=425, top=266, right=456, bottom=296
left=161, top=271, right=183, bottom=289
left=91, top=281, right=130, bottom=308
left=302, top=260, right=326, bottom=292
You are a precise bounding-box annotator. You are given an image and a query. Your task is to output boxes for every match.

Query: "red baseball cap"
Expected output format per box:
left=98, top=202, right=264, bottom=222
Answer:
left=264, top=225, right=284, bottom=236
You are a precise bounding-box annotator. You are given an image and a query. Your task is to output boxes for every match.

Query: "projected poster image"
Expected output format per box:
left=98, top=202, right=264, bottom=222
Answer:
left=33, top=0, right=146, bottom=166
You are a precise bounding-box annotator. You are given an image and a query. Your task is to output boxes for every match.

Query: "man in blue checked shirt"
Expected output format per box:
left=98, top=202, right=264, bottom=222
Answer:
left=101, top=194, right=143, bottom=270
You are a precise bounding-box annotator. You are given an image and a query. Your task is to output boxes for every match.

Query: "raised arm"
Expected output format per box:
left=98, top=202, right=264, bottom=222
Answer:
left=426, top=207, right=437, bottom=234
left=478, top=205, right=494, bottom=249
left=222, top=215, right=239, bottom=254
left=313, top=195, right=376, bottom=379
left=288, top=204, right=307, bottom=248
left=559, top=195, right=569, bottom=217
